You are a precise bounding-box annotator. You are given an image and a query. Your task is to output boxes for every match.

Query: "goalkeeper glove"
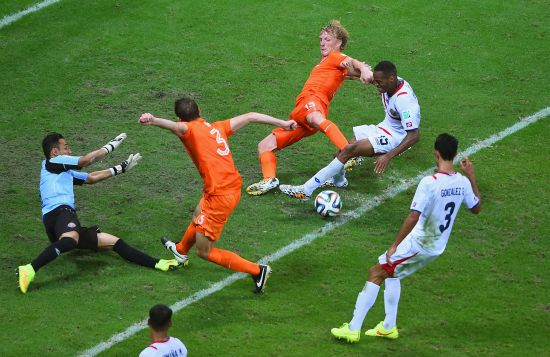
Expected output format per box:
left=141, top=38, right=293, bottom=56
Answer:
left=102, top=133, right=127, bottom=154
left=110, top=153, right=142, bottom=176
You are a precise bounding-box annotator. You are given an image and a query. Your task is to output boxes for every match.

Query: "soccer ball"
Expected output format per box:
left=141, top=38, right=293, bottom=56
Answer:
left=314, top=190, right=342, bottom=217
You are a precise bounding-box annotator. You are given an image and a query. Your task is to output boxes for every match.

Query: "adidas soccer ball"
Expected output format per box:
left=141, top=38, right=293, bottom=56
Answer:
left=314, top=190, right=342, bottom=217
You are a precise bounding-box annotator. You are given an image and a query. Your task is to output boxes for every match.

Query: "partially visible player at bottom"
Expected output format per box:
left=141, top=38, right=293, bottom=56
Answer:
left=139, top=96, right=297, bottom=293
left=280, top=60, right=421, bottom=200
left=140, top=304, right=187, bottom=357
left=331, top=133, right=481, bottom=343
left=18, top=133, right=179, bottom=294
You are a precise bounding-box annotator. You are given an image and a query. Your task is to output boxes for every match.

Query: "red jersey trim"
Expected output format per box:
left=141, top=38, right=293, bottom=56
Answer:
left=397, top=91, right=408, bottom=97
left=378, top=126, right=393, bottom=137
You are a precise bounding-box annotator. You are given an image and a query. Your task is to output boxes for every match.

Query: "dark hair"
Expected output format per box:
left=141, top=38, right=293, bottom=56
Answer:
left=42, top=133, right=64, bottom=158
left=175, top=96, right=200, bottom=122
left=148, top=304, right=173, bottom=331
left=434, top=133, right=458, bottom=161
left=373, top=61, right=397, bottom=77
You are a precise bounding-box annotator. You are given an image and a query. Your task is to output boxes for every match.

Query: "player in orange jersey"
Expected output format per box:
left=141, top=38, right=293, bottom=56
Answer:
left=246, top=20, right=373, bottom=196
left=139, top=96, right=296, bottom=293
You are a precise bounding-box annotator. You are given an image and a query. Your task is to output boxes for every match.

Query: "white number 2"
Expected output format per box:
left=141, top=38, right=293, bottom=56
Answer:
left=209, top=128, right=230, bottom=156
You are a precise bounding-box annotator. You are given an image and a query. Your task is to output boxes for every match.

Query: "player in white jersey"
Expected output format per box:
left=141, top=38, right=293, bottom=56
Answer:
left=331, top=133, right=481, bottom=343
left=140, top=304, right=187, bottom=357
left=279, top=61, right=421, bottom=200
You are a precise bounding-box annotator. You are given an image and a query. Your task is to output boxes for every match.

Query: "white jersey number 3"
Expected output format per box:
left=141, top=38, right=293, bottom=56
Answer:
left=209, top=128, right=230, bottom=156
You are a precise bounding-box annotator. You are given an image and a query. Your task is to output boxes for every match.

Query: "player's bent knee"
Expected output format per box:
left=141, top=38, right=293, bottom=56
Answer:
left=368, top=264, right=388, bottom=284
left=61, top=231, right=79, bottom=244
left=258, top=135, right=277, bottom=153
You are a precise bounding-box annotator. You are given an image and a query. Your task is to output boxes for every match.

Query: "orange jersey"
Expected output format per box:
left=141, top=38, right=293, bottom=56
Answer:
left=297, top=51, right=349, bottom=107
left=178, top=118, right=242, bottom=195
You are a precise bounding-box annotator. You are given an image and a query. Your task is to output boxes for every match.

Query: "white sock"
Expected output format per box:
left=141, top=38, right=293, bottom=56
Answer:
left=383, top=278, right=401, bottom=330
left=349, top=281, right=380, bottom=331
left=332, top=168, right=347, bottom=186
left=303, top=158, right=344, bottom=195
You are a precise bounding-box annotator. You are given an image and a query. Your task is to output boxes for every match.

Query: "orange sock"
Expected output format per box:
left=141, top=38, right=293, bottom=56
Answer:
left=176, top=222, right=196, bottom=255
left=259, top=151, right=277, bottom=179
left=207, top=247, right=260, bottom=275
left=319, top=119, right=348, bottom=150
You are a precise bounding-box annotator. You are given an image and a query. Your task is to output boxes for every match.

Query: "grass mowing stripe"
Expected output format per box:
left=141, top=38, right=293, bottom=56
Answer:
left=78, top=106, right=549, bottom=357
left=0, top=0, right=61, bottom=29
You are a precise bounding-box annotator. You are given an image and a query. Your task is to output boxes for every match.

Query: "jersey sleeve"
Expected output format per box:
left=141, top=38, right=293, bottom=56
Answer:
left=328, top=52, right=349, bottom=68
left=410, top=177, right=432, bottom=213
left=46, top=155, right=82, bottom=173
left=70, top=170, right=89, bottom=185
left=395, top=94, right=421, bottom=131
left=214, top=119, right=233, bottom=138
left=462, top=177, right=480, bottom=209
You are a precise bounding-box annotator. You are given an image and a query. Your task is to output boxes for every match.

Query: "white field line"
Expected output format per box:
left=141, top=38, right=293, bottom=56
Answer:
left=78, top=107, right=549, bottom=357
left=0, top=0, right=61, bottom=29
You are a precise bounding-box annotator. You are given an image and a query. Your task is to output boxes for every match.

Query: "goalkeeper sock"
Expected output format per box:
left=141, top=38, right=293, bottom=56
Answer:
left=207, top=248, right=261, bottom=275
left=113, top=239, right=157, bottom=268
left=176, top=222, right=196, bottom=255
left=349, top=281, right=380, bottom=331
left=31, top=237, right=77, bottom=271
left=383, top=278, right=401, bottom=330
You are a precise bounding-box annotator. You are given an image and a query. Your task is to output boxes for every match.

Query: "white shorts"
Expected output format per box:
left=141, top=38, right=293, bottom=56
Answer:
left=353, top=125, right=404, bottom=154
left=378, top=235, right=439, bottom=279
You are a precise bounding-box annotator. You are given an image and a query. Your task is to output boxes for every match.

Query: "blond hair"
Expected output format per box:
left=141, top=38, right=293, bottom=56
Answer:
left=321, top=20, right=349, bottom=50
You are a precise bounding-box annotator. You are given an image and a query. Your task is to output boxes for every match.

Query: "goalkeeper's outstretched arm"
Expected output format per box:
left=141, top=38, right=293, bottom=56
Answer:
left=85, top=153, right=142, bottom=184
left=78, top=133, right=127, bottom=167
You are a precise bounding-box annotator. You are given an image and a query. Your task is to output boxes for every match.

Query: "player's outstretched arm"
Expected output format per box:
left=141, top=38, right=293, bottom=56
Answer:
left=343, top=58, right=373, bottom=84
left=78, top=133, right=127, bottom=167
left=229, top=112, right=297, bottom=133
left=460, top=157, right=481, bottom=214
left=386, top=210, right=421, bottom=265
left=374, top=130, right=420, bottom=174
left=85, top=153, right=142, bottom=184
left=139, top=113, right=188, bottom=137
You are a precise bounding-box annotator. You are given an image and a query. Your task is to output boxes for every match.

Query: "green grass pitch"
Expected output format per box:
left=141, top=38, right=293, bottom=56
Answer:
left=0, top=0, right=549, bottom=356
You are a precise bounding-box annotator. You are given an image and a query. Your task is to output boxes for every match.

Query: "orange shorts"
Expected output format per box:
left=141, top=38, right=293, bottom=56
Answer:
left=272, top=96, right=329, bottom=150
left=194, top=190, right=241, bottom=241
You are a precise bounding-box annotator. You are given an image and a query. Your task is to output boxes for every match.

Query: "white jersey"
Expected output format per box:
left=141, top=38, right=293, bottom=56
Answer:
left=378, top=77, right=421, bottom=139
left=409, top=171, right=479, bottom=255
left=139, top=337, right=187, bottom=357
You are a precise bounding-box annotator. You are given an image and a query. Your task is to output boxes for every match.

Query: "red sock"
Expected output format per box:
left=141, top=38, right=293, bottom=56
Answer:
left=319, top=119, right=348, bottom=150
left=176, top=222, right=196, bottom=255
left=207, top=247, right=260, bottom=275
left=259, top=151, right=277, bottom=179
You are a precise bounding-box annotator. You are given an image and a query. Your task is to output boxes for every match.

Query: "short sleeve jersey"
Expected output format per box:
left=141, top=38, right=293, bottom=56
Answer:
left=179, top=118, right=242, bottom=195
left=297, top=51, right=349, bottom=106
left=409, top=171, right=479, bottom=255
left=139, top=337, right=188, bottom=357
left=378, top=77, right=421, bottom=136
left=40, top=155, right=89, bottom=216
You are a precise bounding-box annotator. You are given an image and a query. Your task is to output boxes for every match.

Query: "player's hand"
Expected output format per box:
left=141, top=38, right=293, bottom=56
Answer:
left=460, top=157, right=475, bottom=177
left=110, top=153, right=142, bottom=176
left=139, top=113, right=156, bottom=125
left=386, top=245, right=397, bottom=266
left=359, top=68, right=374, bottom=85
left=374, top=154, right=391, bottom=174
left=102, top=133, right=127, bottom=154
left=282, top=120, right=297, bottom=131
